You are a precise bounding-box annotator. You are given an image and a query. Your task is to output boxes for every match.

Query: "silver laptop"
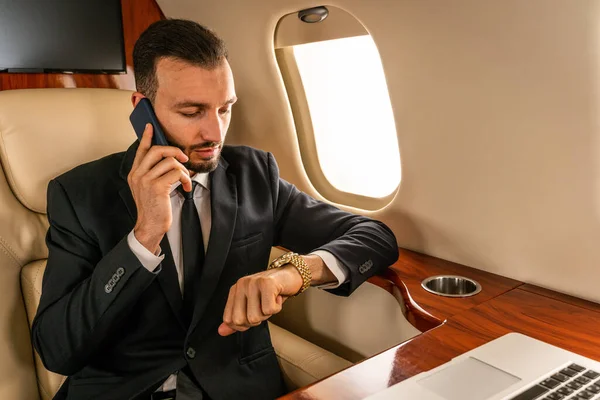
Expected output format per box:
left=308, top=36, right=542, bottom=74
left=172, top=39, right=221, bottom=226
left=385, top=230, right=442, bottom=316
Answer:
left=365, top=332, right=600, bottom=400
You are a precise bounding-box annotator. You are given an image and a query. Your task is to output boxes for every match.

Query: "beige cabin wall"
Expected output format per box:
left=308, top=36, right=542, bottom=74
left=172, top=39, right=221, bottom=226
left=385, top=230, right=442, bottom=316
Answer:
left=157, top=0, right=600, bottom=303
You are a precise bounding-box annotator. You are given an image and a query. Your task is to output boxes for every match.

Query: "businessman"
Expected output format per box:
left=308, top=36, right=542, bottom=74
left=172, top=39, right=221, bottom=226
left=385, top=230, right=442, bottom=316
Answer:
left=32, top=19, right=399, bottom=400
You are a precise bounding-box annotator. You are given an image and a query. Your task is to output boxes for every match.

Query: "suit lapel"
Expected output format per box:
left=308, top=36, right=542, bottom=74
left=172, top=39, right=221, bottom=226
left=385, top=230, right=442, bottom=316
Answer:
left=189, top=158, right=237, bottom=334
left=118, top=141, right=186, bottom=329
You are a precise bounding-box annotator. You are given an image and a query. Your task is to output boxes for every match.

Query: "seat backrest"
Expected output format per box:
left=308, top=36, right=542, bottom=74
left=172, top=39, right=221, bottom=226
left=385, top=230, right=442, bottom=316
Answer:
left=0, top=88, right=137, bottom=399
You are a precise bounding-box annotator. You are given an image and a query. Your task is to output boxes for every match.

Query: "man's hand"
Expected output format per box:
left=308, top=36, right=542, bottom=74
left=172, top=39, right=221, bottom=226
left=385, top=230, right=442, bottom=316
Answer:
left=218, top=254, right=339, bottom=336
left=218, top=264, right=304, bottom=336
left=128, top=123, right=192, bottom=254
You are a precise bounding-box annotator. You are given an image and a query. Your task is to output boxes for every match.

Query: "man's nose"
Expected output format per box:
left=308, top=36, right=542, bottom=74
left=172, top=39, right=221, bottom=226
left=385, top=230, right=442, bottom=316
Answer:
left=201, top=112, right=224, bottom=143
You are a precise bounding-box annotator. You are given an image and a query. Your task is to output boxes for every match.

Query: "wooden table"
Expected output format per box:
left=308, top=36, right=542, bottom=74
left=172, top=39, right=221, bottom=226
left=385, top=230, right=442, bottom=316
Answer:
left=279, top=250, right=600, bottom=400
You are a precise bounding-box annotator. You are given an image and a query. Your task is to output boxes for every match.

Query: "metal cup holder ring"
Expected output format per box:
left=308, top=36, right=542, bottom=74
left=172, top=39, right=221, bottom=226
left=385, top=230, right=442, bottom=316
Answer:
left=421, top=275, right=482, bottom=298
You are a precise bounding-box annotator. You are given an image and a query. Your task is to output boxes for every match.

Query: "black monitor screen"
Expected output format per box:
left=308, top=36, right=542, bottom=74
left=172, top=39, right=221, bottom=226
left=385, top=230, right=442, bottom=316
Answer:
left=0, top=0, right=125, bottom=73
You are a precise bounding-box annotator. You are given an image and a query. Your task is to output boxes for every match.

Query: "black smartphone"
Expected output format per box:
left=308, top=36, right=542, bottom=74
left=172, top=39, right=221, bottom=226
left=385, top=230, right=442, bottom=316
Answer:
left=129, top=98, right=169, bottom=146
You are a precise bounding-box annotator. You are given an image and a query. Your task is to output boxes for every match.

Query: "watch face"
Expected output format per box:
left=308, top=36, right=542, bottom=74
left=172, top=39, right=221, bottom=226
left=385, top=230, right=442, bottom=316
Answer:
left=269, top=252, right=296, bottom=270
left=278, top=253, right=293, bottom=265
left=279, top=255, right=290, bottom=265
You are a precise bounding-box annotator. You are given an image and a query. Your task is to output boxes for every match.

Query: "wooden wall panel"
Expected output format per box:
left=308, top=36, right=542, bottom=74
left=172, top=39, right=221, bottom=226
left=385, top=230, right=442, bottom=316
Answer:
left=0, top=0, right=164, bottom=91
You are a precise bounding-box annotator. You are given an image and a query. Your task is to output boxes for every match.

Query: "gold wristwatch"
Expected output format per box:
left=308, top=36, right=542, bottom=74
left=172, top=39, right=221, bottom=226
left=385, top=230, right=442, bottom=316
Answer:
left=268, top=252, right=312, bottom=296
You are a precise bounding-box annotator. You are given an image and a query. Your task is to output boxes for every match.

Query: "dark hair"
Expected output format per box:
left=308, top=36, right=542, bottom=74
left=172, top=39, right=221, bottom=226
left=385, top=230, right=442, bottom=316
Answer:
left=133, top=19, right=228, bottom=101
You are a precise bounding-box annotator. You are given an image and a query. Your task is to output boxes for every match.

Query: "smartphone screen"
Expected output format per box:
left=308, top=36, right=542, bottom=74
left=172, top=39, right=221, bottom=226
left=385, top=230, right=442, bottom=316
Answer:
left=129, top=98, right=169, bottom=146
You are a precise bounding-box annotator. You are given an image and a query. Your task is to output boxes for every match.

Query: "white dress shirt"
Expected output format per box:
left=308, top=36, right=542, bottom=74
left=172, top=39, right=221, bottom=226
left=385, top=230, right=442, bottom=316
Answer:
left=127, top=172, right=349, bottom=391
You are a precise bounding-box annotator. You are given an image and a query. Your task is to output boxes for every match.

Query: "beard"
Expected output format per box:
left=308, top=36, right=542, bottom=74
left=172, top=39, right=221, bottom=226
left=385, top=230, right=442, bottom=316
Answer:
left=169, top=138, right=222, bottom=174
left=184, top=156, right=220, bottom=174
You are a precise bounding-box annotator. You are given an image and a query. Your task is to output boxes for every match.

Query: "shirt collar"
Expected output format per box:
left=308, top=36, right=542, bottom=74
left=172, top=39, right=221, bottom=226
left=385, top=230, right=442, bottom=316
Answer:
left=169, top=172, right=210, bottom=197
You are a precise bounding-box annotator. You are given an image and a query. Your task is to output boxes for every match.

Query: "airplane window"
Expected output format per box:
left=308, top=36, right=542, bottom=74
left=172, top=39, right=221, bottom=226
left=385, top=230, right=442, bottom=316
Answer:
left=291, top=35, right=400, bottom=198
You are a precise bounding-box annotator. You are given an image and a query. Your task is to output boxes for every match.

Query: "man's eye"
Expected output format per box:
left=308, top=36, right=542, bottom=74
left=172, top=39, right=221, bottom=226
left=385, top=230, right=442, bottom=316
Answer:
left=180, top=112, right=199, bottom=118
left=219, top=108, right=231, bottom=115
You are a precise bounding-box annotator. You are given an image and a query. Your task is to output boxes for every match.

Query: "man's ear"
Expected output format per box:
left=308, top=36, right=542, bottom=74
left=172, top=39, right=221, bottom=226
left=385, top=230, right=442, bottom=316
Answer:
left=131, top=92, right=145, bottom=108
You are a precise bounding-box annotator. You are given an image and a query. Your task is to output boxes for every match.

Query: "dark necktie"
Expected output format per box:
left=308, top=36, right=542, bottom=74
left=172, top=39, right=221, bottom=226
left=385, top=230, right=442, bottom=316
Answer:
left=175, top=182, right=209, bottom=399
left=177, top=181, right=205, bottom=326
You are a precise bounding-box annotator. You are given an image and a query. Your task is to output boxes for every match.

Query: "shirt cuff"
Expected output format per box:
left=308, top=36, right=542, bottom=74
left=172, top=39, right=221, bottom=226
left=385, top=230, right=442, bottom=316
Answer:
left=309, top=250, right=349, bottom=289
left=127, top=230, right=164, bottom=273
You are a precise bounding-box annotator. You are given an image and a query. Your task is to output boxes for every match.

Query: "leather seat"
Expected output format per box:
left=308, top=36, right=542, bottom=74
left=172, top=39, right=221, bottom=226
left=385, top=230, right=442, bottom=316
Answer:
left=0, top=88, right=352, bottom=399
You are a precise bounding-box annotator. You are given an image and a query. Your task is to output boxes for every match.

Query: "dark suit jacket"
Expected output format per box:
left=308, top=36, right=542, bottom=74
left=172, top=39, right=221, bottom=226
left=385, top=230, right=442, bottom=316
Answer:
left=31, top=142, right=399, bottom=400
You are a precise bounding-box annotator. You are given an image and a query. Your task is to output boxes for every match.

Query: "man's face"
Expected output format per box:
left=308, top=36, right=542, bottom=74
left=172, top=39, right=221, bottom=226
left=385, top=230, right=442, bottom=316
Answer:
left=136, top=57, right=237, bottom=174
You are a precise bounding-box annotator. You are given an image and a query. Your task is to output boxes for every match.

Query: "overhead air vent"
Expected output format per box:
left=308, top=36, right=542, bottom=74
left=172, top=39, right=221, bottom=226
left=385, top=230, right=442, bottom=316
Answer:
left=298, top=6, right=329, bottom=24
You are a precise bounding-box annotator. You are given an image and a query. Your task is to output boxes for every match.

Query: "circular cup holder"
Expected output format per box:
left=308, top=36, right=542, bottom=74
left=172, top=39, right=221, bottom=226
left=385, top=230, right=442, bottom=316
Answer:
left=421, top=275, right=482, bottom=298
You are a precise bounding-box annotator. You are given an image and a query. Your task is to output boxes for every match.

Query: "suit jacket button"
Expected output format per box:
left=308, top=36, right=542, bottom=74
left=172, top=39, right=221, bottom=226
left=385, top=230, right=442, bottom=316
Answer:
left=186, top=347, right=196, bottom=359
left=104, top=284, right=113, bottom=294
left=116, top=267, right=125, bottom=277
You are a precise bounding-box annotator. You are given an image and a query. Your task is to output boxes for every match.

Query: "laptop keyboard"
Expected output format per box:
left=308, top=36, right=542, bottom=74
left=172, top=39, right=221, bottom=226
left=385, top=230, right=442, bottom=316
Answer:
left=509, top=364, right=600, bottom=400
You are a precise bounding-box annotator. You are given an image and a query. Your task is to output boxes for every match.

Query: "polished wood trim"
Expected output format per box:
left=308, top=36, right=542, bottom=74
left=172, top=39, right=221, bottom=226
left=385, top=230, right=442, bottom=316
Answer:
left=0, top=0, right=164, bottom=91
left=369, top=248, right=522, bottom=331
left=280, top=288, right=600, bottom=400
left=520, top=284, right=600, bottom=314
left=389, top=248, right=522, bottom=321
left=367, top=273, right=442, bottom=332
left=381, top=269, right=442, bottom=332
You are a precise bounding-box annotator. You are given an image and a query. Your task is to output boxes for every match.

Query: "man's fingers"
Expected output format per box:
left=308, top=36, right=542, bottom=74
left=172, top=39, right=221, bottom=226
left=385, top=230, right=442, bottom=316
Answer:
left=246, top=280, right=267, bottom=326
left=220, top=284, right=251, bottom=336
left=156, top=169, right=192, bottom=192
left=222, top=285, right=237, bottom=328
left=220, top=276, right=287, bottom=337
left=218, top=323, right=236, bottom=337
left=178, top=174, right=193, bottom=193
left=259, top=277, right=283, bottom=316
left=143, top=157, right=189, bottom=183
left=132, top=123, right=153, bottom=171
left=231, top=286, right=249, bottom=328
left=136, top=146, right=188, bottom=177
left=261, top=286, right=282, bottom=316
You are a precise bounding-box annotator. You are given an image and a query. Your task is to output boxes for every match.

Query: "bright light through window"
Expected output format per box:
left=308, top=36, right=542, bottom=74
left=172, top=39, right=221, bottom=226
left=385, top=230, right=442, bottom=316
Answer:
left=293, top=35, right=400, bottom=198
